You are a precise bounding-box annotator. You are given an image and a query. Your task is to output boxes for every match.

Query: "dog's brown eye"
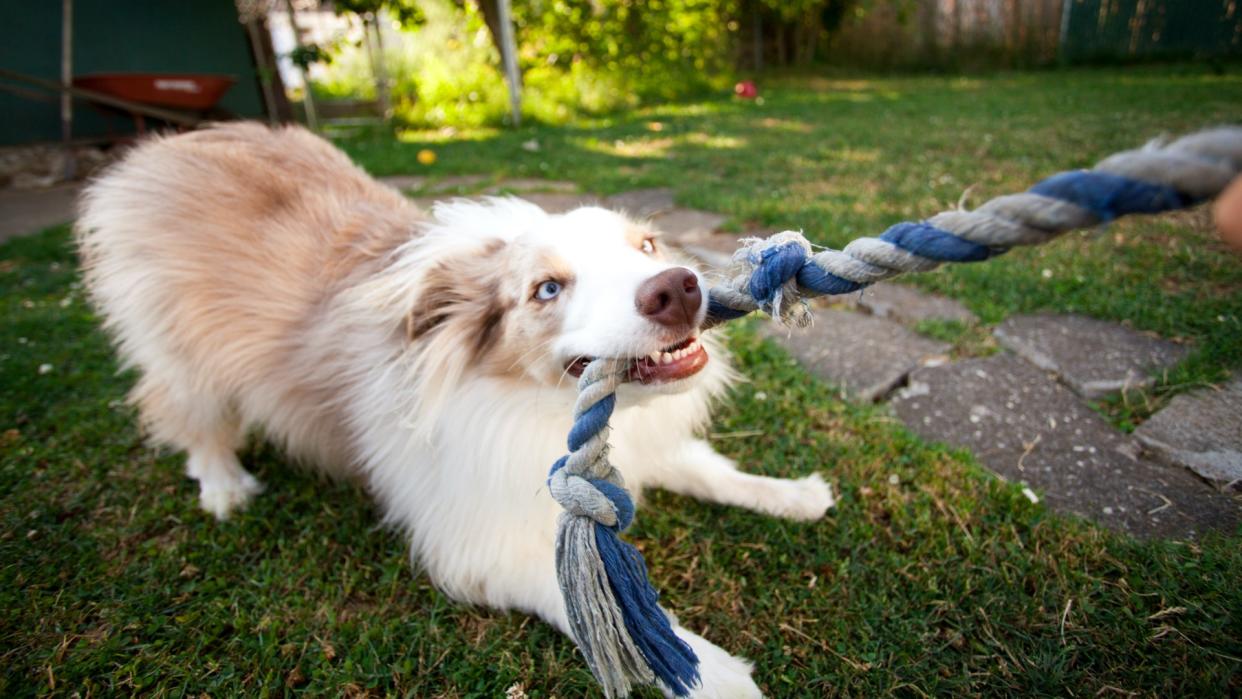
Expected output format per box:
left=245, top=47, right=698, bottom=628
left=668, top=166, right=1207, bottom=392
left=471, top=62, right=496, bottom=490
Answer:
left=641, top=238, right=656, bottom=255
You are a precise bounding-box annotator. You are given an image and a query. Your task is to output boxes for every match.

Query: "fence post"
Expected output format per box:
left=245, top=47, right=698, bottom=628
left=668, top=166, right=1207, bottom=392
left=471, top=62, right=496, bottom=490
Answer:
left=496, top=0, right=522, bottom=127
left=1058, top=0, right=1073, bottom=64
left=60, top=0, right=76, bottom=179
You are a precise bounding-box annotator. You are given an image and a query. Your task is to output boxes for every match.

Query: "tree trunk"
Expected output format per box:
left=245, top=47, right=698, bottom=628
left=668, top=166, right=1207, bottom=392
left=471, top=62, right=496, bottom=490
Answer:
left=283, top=0, right=318, bottom=130
left=477, top=0, right=522, bottom=87
left=366, top=12, right=391, bottom=118
left=752, top=0, right=763, bottom=71
left=61, top=0, right=75, bottom=179
left=259, top=15, right=294, bottom=122
left=919, top=0, right=939, bottom=63
left=774, top=20, right=786, bottom=66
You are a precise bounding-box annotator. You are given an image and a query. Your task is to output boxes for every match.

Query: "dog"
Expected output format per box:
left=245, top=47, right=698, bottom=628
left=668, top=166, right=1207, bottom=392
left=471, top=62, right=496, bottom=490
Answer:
left=75, top=123, right=834, bottom=697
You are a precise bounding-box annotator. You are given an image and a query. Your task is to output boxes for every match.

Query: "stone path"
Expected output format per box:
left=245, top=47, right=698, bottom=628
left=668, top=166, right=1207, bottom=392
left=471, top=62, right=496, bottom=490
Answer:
left=0, top=183, right=81, bottom=244
left=763, top=310, right=949, bottom=402
left=1135, top=378, right=1242, bottom=486
left=892, top=355, right=1238, bottom=539
left=994, top=314, right=1190, bottom=398
left=849, top=281, right=977, bottom=326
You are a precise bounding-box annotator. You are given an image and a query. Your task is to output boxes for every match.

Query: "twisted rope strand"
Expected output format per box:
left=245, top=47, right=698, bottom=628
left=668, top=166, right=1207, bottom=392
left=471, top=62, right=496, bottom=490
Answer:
left=550, top=126, right=1242, bottom=697
left=705, top=126, right=1242, bottom=328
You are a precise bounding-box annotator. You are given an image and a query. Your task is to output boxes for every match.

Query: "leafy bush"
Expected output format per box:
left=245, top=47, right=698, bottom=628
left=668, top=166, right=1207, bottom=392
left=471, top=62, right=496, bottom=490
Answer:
left=313, top=0, right=737, bottom=127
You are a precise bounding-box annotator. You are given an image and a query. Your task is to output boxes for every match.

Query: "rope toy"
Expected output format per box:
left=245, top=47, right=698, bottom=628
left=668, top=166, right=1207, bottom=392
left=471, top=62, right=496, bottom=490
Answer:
left=548, top=126, right=1242, bottom=697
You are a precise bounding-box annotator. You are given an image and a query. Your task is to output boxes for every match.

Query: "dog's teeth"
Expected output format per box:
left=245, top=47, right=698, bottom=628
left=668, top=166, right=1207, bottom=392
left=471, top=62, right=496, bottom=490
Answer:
left=660, top=352, right=674, bottom=364
left=648, top=351, right=661, bottom=363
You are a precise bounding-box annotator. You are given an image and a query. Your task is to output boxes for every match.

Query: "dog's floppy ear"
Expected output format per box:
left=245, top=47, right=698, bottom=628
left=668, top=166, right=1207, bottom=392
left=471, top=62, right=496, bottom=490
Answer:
left=404, top=238, right=511, bottom=360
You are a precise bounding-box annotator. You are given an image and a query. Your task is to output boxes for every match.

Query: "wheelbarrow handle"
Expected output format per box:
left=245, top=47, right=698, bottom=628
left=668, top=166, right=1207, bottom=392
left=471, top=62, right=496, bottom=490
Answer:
left=0, top=68, right=200, bottom=128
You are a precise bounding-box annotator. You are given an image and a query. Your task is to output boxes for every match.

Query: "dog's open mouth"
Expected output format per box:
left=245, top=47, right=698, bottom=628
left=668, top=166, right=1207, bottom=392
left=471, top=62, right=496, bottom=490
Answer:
left=565, top=336, right=709, bottom=385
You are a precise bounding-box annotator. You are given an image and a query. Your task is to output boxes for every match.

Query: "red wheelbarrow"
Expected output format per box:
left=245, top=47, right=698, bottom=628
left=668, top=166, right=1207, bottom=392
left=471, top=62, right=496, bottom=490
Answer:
left=0, top=67, right=237, bottom=141
left=73, top=72, right=237, bottom=134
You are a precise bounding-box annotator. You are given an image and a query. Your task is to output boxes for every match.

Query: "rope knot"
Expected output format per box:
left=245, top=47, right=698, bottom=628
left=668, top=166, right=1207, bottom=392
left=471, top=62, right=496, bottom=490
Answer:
left=732, top=231, right=814, bottom=327
left=548, top=458, right=634, bottom=529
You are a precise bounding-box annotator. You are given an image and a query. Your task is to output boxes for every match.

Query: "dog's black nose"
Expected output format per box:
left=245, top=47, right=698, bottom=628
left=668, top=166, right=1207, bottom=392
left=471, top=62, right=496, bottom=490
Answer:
left=635, top=267, right=701, bottom=330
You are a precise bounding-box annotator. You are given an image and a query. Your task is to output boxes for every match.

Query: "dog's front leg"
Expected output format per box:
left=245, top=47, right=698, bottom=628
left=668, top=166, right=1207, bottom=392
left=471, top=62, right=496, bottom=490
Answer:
left=648, top=438, right=835, bottom=521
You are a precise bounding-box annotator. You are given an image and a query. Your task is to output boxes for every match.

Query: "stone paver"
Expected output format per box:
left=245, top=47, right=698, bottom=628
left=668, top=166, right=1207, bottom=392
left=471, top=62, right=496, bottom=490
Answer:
left=0, top=183, right=81, bottom=244
left=855, top=281, right=978, bottom=325
left=677, top=233, right=743, bottom=269
left=485, top=178, right=578, bottom=194
left=417, top=174, right=488, bottom=191
left=649, top=208, right=728, bottom=242
left=380, top=175, right=578, bottom=196
left=892, top=354, right=1240, bottom=539
left=647, top=207, right=733, bottom=267
left=518, top=192, right=602, bottom=214
left=377, top=175, right=428, bottom=192
left=410, top=192, right=600, bottom=215
left=994, top=314, right=1190, bottom=399
left=1135, top=377, right=1242, bottom=486
left=764, top=309, right=950, bottom=402
left=604, top=188, right=676, bottom=218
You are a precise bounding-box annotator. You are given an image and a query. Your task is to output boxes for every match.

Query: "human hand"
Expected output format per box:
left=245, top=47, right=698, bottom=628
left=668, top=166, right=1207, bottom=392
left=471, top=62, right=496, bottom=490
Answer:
left=1213, top=176, right=1242, bottom=252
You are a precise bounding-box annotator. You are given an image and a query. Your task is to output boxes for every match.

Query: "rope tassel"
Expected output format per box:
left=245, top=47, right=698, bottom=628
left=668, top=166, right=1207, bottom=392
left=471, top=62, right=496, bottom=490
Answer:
left=548, top=359, right=699, bottom=697
left=550, top=127, right=1242, bottom=697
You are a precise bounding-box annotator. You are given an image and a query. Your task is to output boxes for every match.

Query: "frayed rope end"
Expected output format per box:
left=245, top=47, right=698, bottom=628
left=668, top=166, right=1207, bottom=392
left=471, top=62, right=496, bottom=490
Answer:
left=556, top=511, right=700, bottom=697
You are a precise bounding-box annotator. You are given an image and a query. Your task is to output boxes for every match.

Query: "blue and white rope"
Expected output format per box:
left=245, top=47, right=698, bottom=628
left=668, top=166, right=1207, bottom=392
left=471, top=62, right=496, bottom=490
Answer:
left=547, top=126, right=1242, bottom=698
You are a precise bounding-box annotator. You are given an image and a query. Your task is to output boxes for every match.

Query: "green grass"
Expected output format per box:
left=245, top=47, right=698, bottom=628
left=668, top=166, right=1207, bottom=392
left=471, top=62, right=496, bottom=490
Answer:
left=3, top=65, right=1241, bottom=696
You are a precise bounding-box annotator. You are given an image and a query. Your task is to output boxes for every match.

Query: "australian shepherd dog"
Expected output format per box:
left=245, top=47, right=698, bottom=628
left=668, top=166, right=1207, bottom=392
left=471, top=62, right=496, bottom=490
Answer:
left=76, top=123, right=833, bottom=697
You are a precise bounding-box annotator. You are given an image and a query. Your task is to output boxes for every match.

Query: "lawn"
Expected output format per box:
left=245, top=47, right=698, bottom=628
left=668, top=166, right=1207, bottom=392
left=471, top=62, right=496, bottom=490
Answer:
left=3, top=65, right=1241, bottom=696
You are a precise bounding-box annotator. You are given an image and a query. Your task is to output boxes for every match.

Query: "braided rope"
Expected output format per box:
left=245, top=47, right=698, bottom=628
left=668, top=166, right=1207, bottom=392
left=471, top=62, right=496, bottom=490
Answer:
left=549, top=126, right=1242, bottom=697
left=705, top=127, right=1242, bottom=328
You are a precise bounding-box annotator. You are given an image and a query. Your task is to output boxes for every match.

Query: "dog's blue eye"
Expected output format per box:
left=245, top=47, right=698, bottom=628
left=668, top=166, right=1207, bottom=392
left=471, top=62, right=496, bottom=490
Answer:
left=536, top=280, right=562, bottom=300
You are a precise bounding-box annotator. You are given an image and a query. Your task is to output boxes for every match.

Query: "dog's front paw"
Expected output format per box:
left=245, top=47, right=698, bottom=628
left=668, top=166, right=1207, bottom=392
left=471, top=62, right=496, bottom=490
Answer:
left=781, top=473, right=835, bottom=522
left=198, top=471, right=264, bottom=520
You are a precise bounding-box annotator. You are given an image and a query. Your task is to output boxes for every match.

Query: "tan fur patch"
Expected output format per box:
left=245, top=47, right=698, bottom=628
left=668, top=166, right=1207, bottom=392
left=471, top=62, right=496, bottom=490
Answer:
left=624, top=222, right=657, bottom=251
left=76, top=123, right=425, bottom=473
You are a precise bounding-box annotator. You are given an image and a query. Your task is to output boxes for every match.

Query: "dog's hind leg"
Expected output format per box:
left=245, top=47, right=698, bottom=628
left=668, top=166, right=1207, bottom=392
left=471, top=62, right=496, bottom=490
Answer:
left=186, top=432, right=264, bottom=520
left=648, top=438, right=834, bottom=522
left=132, top=374, right=263, bottom=519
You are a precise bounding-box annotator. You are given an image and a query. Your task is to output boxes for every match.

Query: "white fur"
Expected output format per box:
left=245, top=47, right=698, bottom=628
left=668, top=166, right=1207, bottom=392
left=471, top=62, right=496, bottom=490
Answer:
left=77, top=127, right=835, bottom=697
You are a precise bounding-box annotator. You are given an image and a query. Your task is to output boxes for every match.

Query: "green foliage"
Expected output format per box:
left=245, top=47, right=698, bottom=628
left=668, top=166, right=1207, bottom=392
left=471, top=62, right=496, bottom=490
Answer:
left=314, top=0, right=738, bottom=127
left=289, top=42, right=334, bottom=70
left=510, top=0, right=738, bottom=102
left=310, top=0, right=885, bottom=128
left=334, top=0, right=427, bottom=27
left=313, top=0, right=508, bottom=125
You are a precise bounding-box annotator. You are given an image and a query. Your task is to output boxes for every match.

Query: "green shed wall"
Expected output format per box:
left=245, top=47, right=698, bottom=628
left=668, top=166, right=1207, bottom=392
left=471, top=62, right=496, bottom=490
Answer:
left=0, top=1, right=265, bottom=145
left=1062, top=0, right=1242, bottom=63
